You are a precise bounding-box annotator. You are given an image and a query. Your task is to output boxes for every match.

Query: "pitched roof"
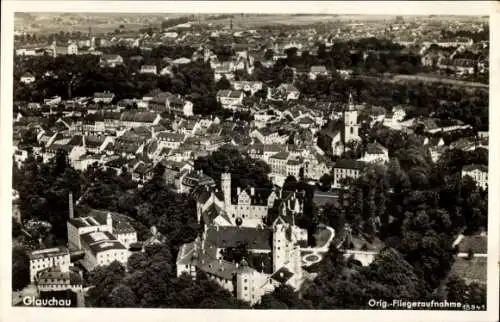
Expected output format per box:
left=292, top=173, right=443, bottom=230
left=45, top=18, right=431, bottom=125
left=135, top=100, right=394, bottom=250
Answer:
left=121, top=111, right=158, bottom=123
left=462, top=164, right=488, bottom=173
left=334, top=159, right=365, bottom=170
left=28, top=247, right=68, bottom=260
left=205, top=226, right=272, bottom=251
left=270, top=266, right=294, bottom=284
left=310, top=65, right=328, bottom=73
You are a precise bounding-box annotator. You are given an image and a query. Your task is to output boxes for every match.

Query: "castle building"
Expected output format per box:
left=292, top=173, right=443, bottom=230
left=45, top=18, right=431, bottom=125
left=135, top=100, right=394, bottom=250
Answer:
left=178, top=172, right=308, bottom=305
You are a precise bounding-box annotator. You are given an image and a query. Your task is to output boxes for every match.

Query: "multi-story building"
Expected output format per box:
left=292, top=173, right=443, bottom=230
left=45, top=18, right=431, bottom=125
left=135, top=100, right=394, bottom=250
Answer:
left=309, top=65, right=329, bottom=80
left=140, top=65, right=157, bottom=74
left=332, top=159, right=365, bottom=188
left=250, top=128, right=289, bottom=145
left=157, top=132, right=185, bottom=149
left=28, top=247, right=70, bottom=282
left=79, top=230, right=129, bottom=269
left=36, top=267, right=83, bottom=293
left=67, top=205, right=137, bottom=271
left=67, top=43, right=78, bottom=55
left=462, top=164, right=488, bottom=190
left=231, top=81, right=263, bottom=95
left=99, top=55, right=124, bottom=68
left=93, top=91, right=115, bottom=104
left=119, top=111, right=161, bottom=128
left=174, top=169, right=216, bottom=194
left=216, top=90, right=245, bottom=110
left=358, top=142, right=389, bottom=164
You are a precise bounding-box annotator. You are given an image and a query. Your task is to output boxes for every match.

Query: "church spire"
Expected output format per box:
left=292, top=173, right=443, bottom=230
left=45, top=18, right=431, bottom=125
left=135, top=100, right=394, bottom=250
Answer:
left=347, top=91, right=354, bottom=110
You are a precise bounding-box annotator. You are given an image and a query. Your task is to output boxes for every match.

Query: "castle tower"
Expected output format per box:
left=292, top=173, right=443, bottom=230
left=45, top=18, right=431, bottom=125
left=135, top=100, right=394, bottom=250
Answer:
left=236, top=259, right=255, bottom=304
left=272, top=224, right=289, bottom=272
left=221, top=172, right=231, bottom=213
left=343, top=91, right=360, bottom=144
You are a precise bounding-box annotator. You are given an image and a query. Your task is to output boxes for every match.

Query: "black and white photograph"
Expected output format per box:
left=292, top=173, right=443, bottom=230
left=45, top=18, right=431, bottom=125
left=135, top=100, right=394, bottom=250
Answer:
left=1, top=1, right=499, bottom=321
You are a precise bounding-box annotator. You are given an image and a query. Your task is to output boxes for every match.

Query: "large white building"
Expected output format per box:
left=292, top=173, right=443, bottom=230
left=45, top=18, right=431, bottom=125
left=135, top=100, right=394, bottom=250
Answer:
left=28, top=247, right=70, bottom=282
left=67, top=207, right=137, bottom=271
left=462, top=164, right=488, bottom=190
left=332, top=159, right=365, bottom=189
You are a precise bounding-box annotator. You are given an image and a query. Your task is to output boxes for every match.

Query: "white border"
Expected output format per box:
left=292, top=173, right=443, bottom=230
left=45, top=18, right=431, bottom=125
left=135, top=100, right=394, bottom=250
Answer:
left=1, top=2, right=498, bottom=322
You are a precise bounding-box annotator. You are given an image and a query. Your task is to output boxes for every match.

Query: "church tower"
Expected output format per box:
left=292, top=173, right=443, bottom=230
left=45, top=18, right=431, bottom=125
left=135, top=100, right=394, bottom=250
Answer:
left=343, top=91, right=360, bottom=144
left=221, top=172, right=232, bottom=213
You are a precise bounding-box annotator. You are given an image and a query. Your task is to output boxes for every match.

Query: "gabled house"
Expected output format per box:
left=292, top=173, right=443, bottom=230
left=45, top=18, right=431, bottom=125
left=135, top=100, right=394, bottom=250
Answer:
left=250, top=128, right=289, bottom=145
left=231, top=81, right=263, bottom=95
left=99, top=54, right=124, bottom=68
left=140, top=65, right=157, bottom=74
left=216, top=90, right=245, bottom=110
left=120, top=111, right=161, bottom=128
left=267, top=83, right=300, bottom=101
left=309, top=65, right=329, bottom=80
left=157, top=132, right=185, bottom=149
left=358, top=142, right=389, bottom=164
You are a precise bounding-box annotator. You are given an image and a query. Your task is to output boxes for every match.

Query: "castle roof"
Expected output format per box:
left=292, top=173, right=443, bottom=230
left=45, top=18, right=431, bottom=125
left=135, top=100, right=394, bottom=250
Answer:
left=205, top=226, right=272, bottom=251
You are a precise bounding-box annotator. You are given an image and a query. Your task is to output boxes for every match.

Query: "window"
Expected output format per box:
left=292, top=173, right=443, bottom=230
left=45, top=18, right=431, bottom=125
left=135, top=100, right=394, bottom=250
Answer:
left=244, top=286, right=248, bottom=290
left=244, top=279, right=248, bottom=283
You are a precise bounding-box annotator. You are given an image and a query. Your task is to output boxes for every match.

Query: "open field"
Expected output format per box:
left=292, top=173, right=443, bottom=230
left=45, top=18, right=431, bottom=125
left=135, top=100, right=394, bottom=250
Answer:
left=16, top=13, right=488, bottom=34
left=359, top=73, right=489, bottom=89
left=392, top=74, right=489, bottom=88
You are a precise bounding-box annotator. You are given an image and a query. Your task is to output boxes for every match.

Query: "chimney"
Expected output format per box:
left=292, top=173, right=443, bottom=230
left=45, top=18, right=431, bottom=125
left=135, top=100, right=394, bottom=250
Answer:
left=250, top=187, right=255, bottom=196
left=68, top=192, right=74, bottom=219
left=237, top=187, right=241, bottom=196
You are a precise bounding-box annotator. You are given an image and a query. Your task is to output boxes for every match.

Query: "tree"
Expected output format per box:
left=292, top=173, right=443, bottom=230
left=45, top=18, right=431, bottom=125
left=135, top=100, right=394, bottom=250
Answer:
left=282, top=175, right=298, bottom=192
left=12, top=247, right=30, bottom=291
left=445, top=275, right=486, bottom=307
left=194, top=146, right=272, bottom=190
left=85, top=261, right=126, bottom=307
left=264, top=49, right=275, bottom=61
left=215, top=76, right=231, bottom=90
